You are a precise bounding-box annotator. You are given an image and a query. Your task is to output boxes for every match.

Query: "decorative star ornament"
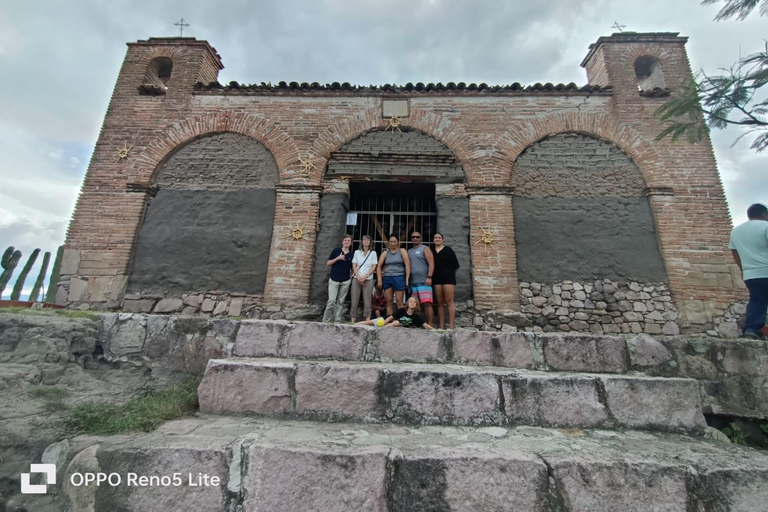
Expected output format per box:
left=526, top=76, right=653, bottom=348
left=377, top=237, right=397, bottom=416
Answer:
left=115, top=143, right=134, bottom=163
left=473, top=226, right=497, bottom=250
left=299, top=154, right=317, bottom=177
left=385, top=115, right=402, bottom=132
left=286, top=222, right=307, bottom=243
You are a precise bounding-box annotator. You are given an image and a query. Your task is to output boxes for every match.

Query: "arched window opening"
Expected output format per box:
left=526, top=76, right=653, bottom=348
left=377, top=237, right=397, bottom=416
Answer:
left=139, top=57, right=173, bottom=95
left=634, top=56, right=665, bottom=92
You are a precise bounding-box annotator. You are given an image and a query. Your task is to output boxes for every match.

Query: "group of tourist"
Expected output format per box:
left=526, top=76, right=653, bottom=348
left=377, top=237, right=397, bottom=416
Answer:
left=322, top=232, right=460, bottom=330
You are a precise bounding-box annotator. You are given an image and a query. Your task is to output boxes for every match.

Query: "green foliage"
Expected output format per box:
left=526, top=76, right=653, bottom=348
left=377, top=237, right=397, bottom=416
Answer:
left=29, top=386, right=69, bottom=413
left=702, top=0, right=768, bottom=21
left=29, top=251, right=51, bottom=302
left=0, top=246, right=22, bottom=297
left=655, top=46, right=768, bottom=152
left=60, top=378, right=200, bottom=436
left=44, top=245, right=64, bottom=304
left=657, top=1, right=768, bottom=151
left=10, top=249, right=39, bottom=301
left=0, top=307, right=101, bottom=321
left=721, top=421, right=748, bottom=445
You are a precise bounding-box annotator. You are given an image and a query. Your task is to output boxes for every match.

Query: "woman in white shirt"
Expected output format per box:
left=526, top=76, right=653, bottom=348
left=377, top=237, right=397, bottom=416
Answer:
left=350, top=235, right=378, bottom=322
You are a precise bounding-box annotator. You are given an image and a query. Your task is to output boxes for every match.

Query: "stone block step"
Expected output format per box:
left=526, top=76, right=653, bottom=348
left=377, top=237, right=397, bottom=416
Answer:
left=197, top=358, right=705, bottom=433
left=58, top=416, right=768, bottom=512
left=233, top=320, right=657, bottom=374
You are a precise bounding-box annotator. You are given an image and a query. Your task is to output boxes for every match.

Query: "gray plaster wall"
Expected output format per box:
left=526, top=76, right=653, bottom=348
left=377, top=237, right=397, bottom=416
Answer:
left=309, top=193, right=350, bottom=303
left=327, top=130, right=463, bottom=183
left=436, top=196, right=472, bottom=301
left=514, top=197, right=667, bottom=282
left=512, top=134, right=646, bottom=198
left=126, top=189, right=276, bottom=295
left=155, top=133, right=279, bottom=189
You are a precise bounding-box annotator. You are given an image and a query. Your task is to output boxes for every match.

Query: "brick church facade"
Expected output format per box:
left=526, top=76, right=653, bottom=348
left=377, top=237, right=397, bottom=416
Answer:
left=61, top=32, right=746, bottom=335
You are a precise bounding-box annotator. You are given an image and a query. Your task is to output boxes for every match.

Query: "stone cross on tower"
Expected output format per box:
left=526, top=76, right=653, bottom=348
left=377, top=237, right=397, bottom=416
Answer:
left=611, top=22, right=626, bottom=32
left=174, top=18, right=190, bottom=37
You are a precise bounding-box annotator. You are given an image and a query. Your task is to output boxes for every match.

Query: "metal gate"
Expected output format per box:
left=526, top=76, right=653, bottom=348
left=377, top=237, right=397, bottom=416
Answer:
left=347, top=183, right=437, bottom=255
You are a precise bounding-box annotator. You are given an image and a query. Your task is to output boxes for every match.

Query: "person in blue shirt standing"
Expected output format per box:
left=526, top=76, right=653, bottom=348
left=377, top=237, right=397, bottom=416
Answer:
left=729, top=203, right=768, bottom=339
left=323, top=234, right=354, bottom=323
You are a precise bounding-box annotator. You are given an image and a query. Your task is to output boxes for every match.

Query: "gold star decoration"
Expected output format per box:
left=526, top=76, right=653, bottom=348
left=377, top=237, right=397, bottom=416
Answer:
left=385, top=115, right=402, bottom=132
left=115, top=143, right=133, bottom=163
left=473, top=226, right=497, bottom=250
left=286, top=222, right=307, bottom=243
left=298, top=154, right=317, bottom=177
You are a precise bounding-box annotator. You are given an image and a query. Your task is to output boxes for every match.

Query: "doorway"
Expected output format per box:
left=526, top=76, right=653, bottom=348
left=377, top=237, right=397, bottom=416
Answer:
left=347, top=183, right=437, bottom=254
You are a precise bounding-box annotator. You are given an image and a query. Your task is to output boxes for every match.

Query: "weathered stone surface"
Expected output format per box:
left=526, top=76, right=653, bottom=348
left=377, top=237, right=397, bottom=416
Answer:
left=201, top=298, right=215, bottom=312
left=122, top=298, right=157, bottom=313
left=380, top=366, right=501, bottom=424
left=503, top=375, right=608, bottom=428
left=285, top=322, right=368, bottom=360
left=100, top=313, right=147, bottom=360
left=198, top=359, right=294, bottom=415
left=390, top=451, right=548, bottom=512
left=679, top=355, right=719, bottom=380
left=373, top=328, right=446, bottom=363
left=547, top=456, right=688, bottom=512
left=543, top=335, right=627, bottom=373
left=153, top=298, right=184, bottom=313
left=60, top=248, right=81, bottom=275
left=233, top=320, right=289, bottom=357
left=626, top=333, right=672, bottom=368
left=452, top=331, right=535, bottom=368
left=698, top=468, right=768, bottom=511
left=296, top=364, right=380, bottom=418
left=244, top=445, right=389, bottom=512
left=601, top=375, right=706, bottom=432
left=0, top=313, right=98, bottom=365
left=91, top=439, right=229, bottom=512
left=68, top=277, right=90, bottom=302
left=228, top=298, right=244, bottom=317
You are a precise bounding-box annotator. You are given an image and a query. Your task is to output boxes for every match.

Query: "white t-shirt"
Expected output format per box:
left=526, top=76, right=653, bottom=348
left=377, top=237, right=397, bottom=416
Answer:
left=729, top=220, right=768, bottom=280
left=352, top=249, right=378, bottom=280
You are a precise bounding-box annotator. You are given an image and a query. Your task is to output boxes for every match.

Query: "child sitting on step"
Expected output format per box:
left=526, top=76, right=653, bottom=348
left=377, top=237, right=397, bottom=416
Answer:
left=371, top=286, right=387, bottom=318
left=357, top=296, right=434, bottom=330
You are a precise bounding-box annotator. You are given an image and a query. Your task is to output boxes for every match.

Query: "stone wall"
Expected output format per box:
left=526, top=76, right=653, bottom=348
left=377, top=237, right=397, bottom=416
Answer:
left=127, top=133, right=279, bottom=298
left=519, top=279, right=678, bottom=335
left=512, top=134, right=667, bottom=283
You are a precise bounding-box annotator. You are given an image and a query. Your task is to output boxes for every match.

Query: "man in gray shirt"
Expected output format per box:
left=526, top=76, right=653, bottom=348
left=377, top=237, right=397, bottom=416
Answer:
left=408, top=232, right=435, bottom=327
left=729, top=203, right=768, bottom=339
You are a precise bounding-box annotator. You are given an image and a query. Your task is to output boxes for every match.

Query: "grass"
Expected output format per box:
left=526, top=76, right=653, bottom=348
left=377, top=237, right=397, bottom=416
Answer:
left=28, top=385, right=69, bottom=413
left=59, top=378, right=200, bottom=436
left=0, top=306, right=102, bottom=321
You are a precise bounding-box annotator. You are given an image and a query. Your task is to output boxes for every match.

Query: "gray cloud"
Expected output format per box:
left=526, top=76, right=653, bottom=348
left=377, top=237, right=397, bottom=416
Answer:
left=1, top=0, right=767, bottom=298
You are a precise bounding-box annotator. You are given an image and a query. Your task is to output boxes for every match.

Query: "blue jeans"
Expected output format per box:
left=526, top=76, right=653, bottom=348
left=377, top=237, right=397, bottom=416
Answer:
left=744, top=277, right=768, bottom=334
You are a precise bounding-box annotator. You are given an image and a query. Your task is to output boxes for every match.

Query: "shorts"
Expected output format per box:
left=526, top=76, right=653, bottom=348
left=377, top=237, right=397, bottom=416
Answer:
left=382, top=275, right=406, bottom=291
left=410, top=284, right=434, bottom=304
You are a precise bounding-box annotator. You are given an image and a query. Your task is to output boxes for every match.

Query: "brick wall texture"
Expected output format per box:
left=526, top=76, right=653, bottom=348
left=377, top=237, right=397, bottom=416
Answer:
left=62, top=33, right=746, bottom=332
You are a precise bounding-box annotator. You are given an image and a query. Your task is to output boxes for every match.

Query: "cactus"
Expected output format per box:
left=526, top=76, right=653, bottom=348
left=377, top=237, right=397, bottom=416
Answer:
left=45, top=245, right=64, bottom=304
left=11, top=249, right=40, bottom=301
left=29, top=251, right=51, bottom=302
left=0, top=246, right=22, bottom=298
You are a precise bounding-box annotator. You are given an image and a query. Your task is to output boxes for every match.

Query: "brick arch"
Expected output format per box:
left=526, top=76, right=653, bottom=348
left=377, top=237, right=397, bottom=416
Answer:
left=308, top=106, right=477, bottom=182
left=131, top=111, right=300, bottom=185
left=506, top=112, right=665, bottom=188
left=143, top=46, right=181, bottom=60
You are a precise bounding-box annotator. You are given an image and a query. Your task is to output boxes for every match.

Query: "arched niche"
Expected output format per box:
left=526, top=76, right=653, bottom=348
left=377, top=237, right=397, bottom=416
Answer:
left=634, top=56, right=666, bottom=91
left=127, top=132, right=279, bottom=296
left=512, top=133, right=666, bottom=283
left=310, top=128, right=471, bottom=304
left=142, top=57, right=174, bottom=91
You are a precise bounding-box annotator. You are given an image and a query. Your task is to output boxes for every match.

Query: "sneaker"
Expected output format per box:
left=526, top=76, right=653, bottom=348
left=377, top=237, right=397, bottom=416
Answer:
left=744, top=331, right=761, bottom=340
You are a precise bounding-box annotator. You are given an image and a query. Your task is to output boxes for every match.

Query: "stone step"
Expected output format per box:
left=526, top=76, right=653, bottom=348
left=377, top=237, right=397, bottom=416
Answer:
left=232, top=320, right=662, bottom=374
left=56, top=415, right=768, bottom=512
left=197, top=358, right=706, bottom=433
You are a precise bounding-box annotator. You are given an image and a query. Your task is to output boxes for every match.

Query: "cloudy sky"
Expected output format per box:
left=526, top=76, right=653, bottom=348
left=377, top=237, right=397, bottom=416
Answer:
left=1, top=0, right=767, bottom=299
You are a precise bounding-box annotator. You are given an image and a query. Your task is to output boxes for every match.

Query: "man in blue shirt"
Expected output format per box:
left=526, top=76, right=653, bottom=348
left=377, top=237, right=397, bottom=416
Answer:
left=729, top=203, right=768, bottom=339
